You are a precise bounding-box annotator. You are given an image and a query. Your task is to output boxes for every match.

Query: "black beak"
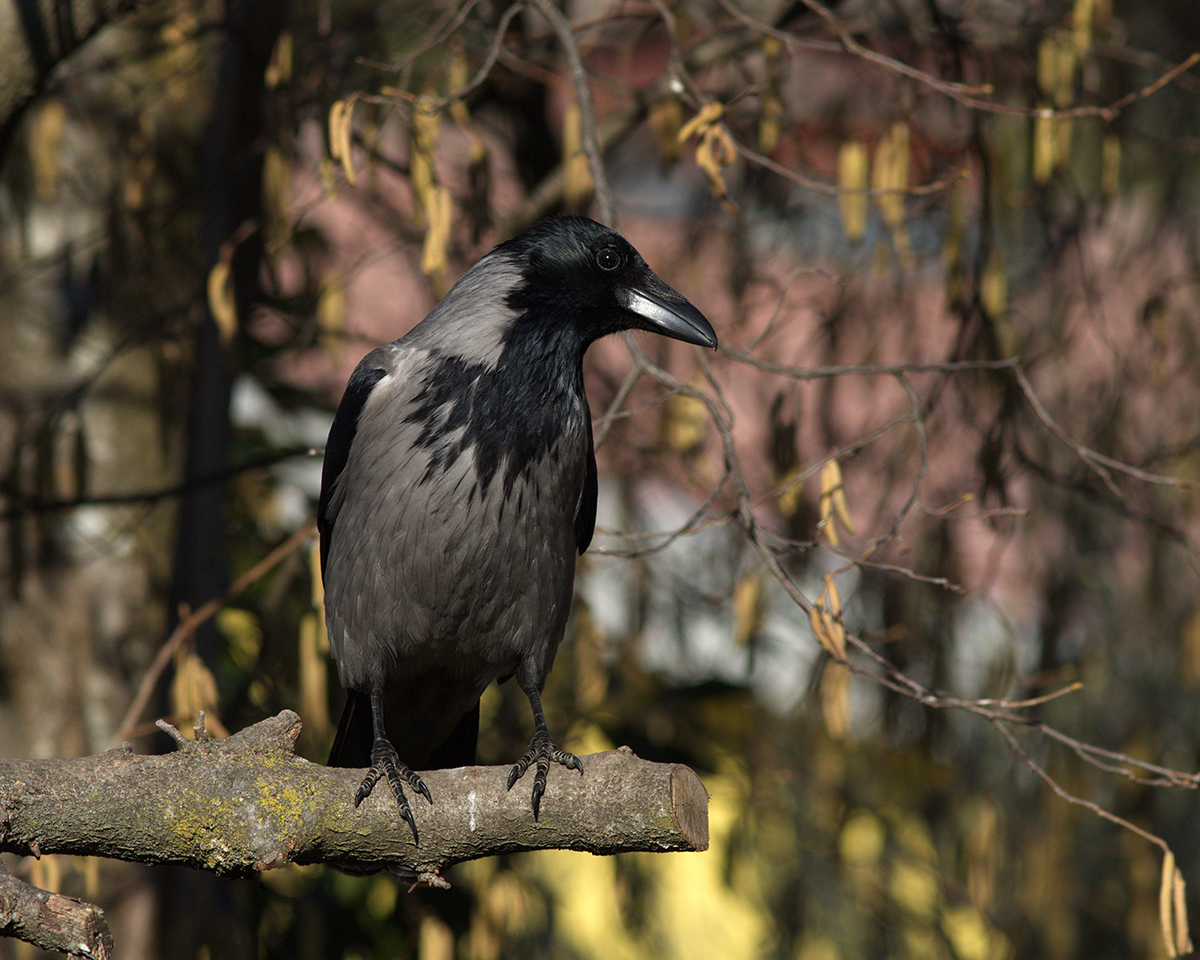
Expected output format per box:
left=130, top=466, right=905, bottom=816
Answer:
left=618, top=271, right=717, bottom=349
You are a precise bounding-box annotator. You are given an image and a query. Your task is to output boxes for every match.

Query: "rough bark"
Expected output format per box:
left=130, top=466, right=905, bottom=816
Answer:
left=0, top=870, right=113, bottom=959
left=0, top=711, right=710, bottom=881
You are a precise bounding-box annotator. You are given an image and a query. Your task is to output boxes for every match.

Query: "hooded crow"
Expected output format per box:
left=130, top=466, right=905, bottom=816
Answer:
left=320, top=216, right=716, bottom=840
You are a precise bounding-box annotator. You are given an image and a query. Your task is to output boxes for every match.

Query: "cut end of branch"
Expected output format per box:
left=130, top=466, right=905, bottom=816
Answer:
left=0, top=873, right=114, bottom=960
left=670, top=764, right=711, bottom=851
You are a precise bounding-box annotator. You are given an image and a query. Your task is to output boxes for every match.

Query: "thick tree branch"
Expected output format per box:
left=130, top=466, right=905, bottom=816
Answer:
left=0, top=869, right=113, bottom=959
left=1, top=711, right=709, bottom=879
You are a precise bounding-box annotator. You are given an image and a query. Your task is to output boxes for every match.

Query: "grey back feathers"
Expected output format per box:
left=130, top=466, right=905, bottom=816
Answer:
left=404, top=254, right=523, bottom=370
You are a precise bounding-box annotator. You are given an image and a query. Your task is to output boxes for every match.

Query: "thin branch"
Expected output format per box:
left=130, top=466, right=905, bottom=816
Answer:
left=719, top=0, right=1196, bottom=124
left=527, top=0, right=615, bottom=225
left=719, top=350, right=1022, bottom=379
left=1, top=448, right=313, bottom=521
left=1012, top=365, right=1200, bottom=490
left=495, top=26, right=762, bottom=235
left=990, top=719, right=1171, bottom=852
left=359, top=0, right=488, bottom=76
left=592, top=366, right=643, bottom=449
left=374, top=4, right=527, bottom=114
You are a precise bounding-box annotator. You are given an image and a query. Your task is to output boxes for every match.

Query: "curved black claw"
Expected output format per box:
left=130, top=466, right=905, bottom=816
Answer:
left=506, top=730, right=583, bottom=820
left=355, top=737, right=432, bottom=842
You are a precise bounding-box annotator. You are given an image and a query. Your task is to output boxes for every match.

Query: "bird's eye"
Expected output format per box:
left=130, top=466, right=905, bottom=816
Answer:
left=596, top=247, right=621, bottom=271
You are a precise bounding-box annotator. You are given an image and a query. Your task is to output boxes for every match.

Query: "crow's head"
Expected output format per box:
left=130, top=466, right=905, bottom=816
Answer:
left=498, top=216, right=717, bottom=354
left=405, top=217, right=715, bottom=372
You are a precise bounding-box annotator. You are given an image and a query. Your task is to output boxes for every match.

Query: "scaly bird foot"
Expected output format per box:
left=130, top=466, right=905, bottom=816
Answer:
left=355, top=736, right=432, bottom=842
left=506, top=729, right=583, bottom=820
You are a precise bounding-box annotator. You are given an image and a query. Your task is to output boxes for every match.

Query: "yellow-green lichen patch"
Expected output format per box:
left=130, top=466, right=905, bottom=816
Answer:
left=161, top=790, right=250, bottom=871
left=252, top=779, right=309, bottom=836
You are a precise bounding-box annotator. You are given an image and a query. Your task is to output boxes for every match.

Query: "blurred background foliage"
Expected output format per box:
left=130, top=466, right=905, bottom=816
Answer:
left=2, top=0, right=1200, bottom=957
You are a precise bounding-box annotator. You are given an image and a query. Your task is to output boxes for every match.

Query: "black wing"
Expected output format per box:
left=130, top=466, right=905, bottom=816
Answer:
left=318, top=365, right=388, bottom=581
left=575, top=414, right=598, bottom=554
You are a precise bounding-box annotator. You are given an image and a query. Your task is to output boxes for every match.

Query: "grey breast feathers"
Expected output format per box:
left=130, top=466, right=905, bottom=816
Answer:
left=322, top=345, right=587, bottom=694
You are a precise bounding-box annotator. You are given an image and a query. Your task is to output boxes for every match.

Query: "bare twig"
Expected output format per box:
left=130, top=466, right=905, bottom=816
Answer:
left=527, top=0, right=615, bottom=225
left=1, top=448, right=312, bottom=521
left=1012, top=365, right=1200, bottom=491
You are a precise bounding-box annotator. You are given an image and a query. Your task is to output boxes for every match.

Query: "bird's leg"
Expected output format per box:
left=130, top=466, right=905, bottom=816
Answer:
left=507, top=684, right=582, bottom=819
left=355, top=689, right=432, bottom=842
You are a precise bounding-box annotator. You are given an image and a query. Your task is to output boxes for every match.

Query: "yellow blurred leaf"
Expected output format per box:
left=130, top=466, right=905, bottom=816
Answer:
left=367, top=875, right=398, bottom=920
left=309, top=539, right=325, bottom=611
left=1033, top=108, right=1056, bottom=185
left=420, top=185, right=453, bottom=280
left=648, top=97, right=683, bottom=165
left=777, top=467, right=803, bottom=518
left=448, top=45, right=471, bottom=115
left=891, top=858, right=939, bottom=919
left=839, top=809, right=885, bottom=865
left=562, top=102, right=593, bottom=211
left=1072, top=0, right=1094, bottom=55
left=217, top=607, right=262, bottom=672
left=825, top=574, right=842, bottom=618
left=732, top=573, right=762, bottom=646
left=206, top=259, right=237, bottom=345
left=411, top=97, right=441, bottom=221
left=872, top=121, right=910, bottom=227
left=481, top=870, right=532, bottom=934
left=758, top=92, right=782, bottom=155
left=818, top=461, right=837, bottom=533
left=980, top=251, right=1007, bottom=320
left=1160, top=850, right=1194, bottom=957
left=872, top=122, right=913, bottom=265
left=679, top=102, right=737, bottom=214
left=666, top=384, right=708, bottom=454
left=942, top=905, right=1010, bottom=960
left=419, top=913, right=456, bottom=960
left=677, top=101, right=724, bottom=143
left=447, top=48, right=487, bottom=167
left=265, top=31, right=292, bottom=88
left=298, top=612, right=330, bottom=748
left=820, top=662, right=849, bottom=738
left=1037, top=30, right=1077, bottom=109
left=818, top=459, right=853, bottom=545
left=316, top=278, right=345, bottom=344
left=30, top=854, right=61, bottom=895
left=84, top=856, right=99, bottom=901
left=966, top=798, right=999, bottom=909
left=328, top=98, right=356, bottom=186
left=262, top=144, right=290, bottom=246
left=796, top=937, right=840, bottom=960
left=328, top=100, right=345, bottom=158
left=170, top=649, right=228, bottom=737
left=319, top=157, right=337, bottom=197
left=810, top=577, right=846, bottom=660
left=837, top=141, right=869, bottom=242
left=30, top=98, right=67, bottom=200
left=1054, top=113, right=1074, bottom=177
